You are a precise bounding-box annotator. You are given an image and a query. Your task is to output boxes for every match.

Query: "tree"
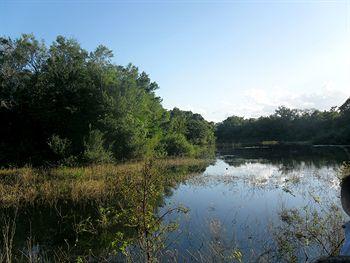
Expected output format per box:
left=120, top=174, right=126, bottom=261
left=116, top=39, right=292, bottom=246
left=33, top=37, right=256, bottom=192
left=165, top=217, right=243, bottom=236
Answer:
left=0, top=34, right=214, bottom=166
left=216, top=100, right=350, bottom=145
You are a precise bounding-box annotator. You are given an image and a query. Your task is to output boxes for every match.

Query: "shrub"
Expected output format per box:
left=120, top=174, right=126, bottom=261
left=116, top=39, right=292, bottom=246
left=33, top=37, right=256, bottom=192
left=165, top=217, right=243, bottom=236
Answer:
left=48, top=135, right=72, bottom=158
left=161, top=133, right=194, bottom=156
left=83, top=130, right=114, bottom=164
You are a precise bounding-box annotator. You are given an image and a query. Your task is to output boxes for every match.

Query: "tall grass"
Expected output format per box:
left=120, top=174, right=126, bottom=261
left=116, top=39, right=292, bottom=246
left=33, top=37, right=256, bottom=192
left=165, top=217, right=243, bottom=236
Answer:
left=0, top=158, right=210, bottom=207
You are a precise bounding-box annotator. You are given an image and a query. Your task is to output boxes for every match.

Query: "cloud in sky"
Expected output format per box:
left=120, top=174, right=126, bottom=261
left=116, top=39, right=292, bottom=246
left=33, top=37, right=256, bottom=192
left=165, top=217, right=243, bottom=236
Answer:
left=160, top=25, right=350, bottom=123
left=171, top=34, right=350, bottom=123
left=200, top=87, right=349, bottom=122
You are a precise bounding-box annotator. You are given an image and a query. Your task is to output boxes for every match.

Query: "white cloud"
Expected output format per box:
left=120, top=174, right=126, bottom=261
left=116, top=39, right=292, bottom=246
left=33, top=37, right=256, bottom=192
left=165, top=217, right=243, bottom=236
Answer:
left=204, top=87, right=349, bottom=122
left=163, top=40, right=350, bottom=123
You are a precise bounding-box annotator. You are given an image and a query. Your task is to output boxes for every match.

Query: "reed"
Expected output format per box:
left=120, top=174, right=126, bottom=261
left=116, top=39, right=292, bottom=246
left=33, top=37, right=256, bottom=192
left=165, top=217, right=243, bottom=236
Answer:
left=0, top=158, right=210, bottom=207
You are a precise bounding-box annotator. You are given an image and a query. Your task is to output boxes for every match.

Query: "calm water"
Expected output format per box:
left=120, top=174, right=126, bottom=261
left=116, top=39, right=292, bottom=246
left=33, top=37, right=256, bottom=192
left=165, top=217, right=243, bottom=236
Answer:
left=3, top=145, right=350, bottom=261
left=162, top=145, right=350, bottom=260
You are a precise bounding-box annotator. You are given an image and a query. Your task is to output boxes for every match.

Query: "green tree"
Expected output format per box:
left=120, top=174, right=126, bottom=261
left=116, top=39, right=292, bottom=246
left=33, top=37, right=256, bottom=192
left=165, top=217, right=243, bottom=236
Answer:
left=0, top=34, right=214, bottom=166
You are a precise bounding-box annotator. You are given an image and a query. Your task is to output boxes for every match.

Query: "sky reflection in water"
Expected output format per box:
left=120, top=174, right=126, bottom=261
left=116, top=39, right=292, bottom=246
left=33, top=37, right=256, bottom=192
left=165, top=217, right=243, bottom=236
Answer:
left=162, top=146, right=347, bottom=259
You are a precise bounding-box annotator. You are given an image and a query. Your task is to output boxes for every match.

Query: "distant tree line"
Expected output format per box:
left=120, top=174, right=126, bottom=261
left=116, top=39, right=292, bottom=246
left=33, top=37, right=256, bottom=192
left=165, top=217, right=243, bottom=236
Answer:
left=0, top=34, right=215, bottom=166
left=216, top=100, right=350, bottom=145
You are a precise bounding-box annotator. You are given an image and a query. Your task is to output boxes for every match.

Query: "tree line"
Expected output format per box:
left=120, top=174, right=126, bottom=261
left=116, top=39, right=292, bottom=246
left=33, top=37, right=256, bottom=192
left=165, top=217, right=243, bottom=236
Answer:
left=0, top=34, right=215, bottom=166
left=1, top=34, right=349, bottom=166
left=216, top=100, right=350, bottom=145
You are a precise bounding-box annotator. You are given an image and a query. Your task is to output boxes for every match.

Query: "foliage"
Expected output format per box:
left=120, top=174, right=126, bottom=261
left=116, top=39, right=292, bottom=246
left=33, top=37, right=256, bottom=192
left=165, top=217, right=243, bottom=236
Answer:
left=216, top=103, right=350, bottom=145
left=0, top=34, right=214, bottom=166
left=0, top=158, right=210, bottom=207
left=273, top=204, right=344, bottom=262
left=160, top=133, right=195, bottom=156
left=83, top=129, right=113, bottom=164
left=108, top=160, right=191, bottom=262
left=48, top=134, right=71, bottom=159
left=156, top=108, right=215, bottom=157
left=166, top=108, right=215, bottom=146
left=0, top=158, right=211, bottom=261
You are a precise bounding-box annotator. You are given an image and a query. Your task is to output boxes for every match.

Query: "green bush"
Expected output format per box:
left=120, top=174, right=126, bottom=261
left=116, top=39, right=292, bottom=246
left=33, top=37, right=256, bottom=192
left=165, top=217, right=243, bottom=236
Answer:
left=161, top=133, right=194, bottom=156
left=48, top=135, right=72, bottom=158
left=83, top=129, right=114, bottom=164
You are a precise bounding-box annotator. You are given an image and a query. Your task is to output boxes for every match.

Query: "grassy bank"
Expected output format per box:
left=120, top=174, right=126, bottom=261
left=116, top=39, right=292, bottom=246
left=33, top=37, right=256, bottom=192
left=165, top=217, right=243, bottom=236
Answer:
left=0, top=158, right=212, bottom=262
left=0, top=157, right=348, bottom=261
left=0, top=158, right=211, bottom=207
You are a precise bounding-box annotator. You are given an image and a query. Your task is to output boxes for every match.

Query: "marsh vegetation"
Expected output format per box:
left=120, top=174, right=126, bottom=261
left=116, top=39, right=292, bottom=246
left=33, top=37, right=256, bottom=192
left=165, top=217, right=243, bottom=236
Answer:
left=0, top=158, right=212, bottom=261
left=0, top=146, right=348, bottom=262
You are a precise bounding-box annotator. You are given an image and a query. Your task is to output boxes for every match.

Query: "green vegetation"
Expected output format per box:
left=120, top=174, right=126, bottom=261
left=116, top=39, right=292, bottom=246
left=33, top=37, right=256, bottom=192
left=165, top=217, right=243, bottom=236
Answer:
left=0, top=158, right=211, bottom=261
left=1, top=33, right=348, bottom=166
left=216, top=102, right=350, bottom=145
left=274, top=204, right=344, bottom=262
left=0, top=34, right=214, bottom=166
left=1, top=33, right=349, bottom=262
left=0, top=158, right=209, bottom=206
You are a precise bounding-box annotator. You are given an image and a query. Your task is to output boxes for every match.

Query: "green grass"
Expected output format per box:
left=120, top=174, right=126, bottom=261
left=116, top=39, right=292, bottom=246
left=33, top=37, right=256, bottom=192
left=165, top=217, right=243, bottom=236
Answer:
left=0, top=158, right=210, bottom=207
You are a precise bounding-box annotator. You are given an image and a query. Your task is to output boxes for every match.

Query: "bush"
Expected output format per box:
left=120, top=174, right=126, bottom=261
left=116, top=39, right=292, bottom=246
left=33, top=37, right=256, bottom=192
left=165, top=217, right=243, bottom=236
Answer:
left=48, top=135, right=72, bottom=158
left=47, top=135, right=79, bottom=166
left=83, top=129, right=114, bottom=164
left=161, top=133, right=194, bottom=156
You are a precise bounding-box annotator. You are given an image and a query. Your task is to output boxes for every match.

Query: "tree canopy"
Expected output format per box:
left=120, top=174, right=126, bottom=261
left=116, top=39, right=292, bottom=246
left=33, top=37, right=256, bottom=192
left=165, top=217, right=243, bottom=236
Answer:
left=216, top=103, right=350, bottom=145
left=1, top=34, right=348, bottom=166
left=0, top=34, right=214, bottom=166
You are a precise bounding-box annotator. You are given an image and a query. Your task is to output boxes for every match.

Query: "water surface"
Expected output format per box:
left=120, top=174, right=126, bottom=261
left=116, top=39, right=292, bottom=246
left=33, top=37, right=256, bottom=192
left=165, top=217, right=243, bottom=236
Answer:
left=2, top=145, right=349, bottom=261
left=162, top=145, right=349, bottom=260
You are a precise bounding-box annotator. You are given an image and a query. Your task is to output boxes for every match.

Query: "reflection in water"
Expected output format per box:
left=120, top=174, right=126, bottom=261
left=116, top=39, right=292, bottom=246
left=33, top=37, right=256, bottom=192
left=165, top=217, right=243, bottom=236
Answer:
left=0, top=159, right=211, bottom=261
left=0, top=146, right=349, bottom=261
left=163, top=145, right=349, bottom=262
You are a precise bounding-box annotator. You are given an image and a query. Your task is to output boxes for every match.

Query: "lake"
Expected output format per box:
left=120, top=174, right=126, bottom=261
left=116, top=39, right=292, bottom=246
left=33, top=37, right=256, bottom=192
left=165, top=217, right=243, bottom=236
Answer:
left=161, top=145, right=350, bottom=261
left=1, top=145, right=349, bottom=262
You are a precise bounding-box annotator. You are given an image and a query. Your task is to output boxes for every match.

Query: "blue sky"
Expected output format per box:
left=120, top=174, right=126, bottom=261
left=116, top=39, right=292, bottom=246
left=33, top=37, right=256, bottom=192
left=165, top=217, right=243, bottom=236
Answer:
left=1, top=0, right=349, bottom=122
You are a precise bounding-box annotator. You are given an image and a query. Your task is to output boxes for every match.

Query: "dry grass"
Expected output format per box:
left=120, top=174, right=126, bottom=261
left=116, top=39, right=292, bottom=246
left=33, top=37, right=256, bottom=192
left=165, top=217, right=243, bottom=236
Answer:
left=0, top=158, right=210, bottom=207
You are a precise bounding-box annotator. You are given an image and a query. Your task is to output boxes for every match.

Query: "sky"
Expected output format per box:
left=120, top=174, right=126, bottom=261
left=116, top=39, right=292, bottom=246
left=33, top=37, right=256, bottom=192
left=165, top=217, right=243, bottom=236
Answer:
left=1, top=0, right=349, bottom=122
